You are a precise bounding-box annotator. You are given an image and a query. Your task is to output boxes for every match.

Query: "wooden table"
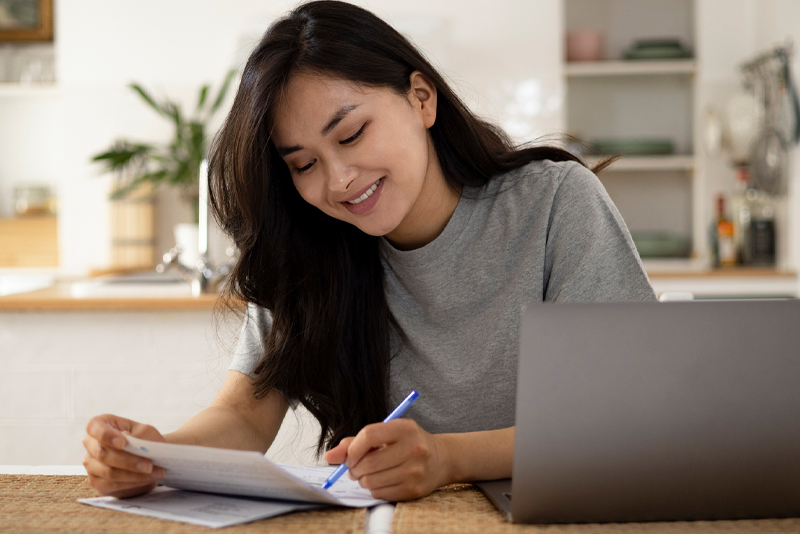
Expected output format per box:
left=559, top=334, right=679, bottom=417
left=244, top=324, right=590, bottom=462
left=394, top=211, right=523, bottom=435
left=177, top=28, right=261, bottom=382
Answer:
left=3, top=474, right=800, bottom=533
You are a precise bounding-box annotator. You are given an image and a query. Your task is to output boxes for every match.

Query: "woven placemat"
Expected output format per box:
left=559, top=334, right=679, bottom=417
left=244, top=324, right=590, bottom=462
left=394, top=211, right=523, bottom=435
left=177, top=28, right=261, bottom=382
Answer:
left=392, top=484, right=800, bottom=534
left=0, top=475, right=365, bottom=533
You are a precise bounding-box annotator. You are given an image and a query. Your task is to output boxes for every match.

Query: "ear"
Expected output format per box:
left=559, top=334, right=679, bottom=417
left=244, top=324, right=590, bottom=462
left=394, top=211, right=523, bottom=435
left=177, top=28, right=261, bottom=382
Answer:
left=408, top=71, right=437, bottom=129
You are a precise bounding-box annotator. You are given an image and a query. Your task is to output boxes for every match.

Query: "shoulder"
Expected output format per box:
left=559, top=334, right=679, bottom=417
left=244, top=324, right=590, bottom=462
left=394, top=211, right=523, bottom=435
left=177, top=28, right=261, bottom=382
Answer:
left=476, top=159, right=599, bottom=218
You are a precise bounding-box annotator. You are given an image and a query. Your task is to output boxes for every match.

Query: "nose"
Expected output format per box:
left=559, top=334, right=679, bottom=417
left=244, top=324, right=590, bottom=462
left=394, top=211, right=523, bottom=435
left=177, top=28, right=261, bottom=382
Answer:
left=327, top=158, right=357, bottom=193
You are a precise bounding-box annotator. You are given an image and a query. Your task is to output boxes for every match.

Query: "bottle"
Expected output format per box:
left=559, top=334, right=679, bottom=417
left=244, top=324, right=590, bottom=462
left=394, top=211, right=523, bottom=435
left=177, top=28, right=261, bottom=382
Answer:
left=729, top=166, right=751, bottom=264
left=746, top=190, right=776, bottom=266
left=714, top=194, right=736, bottom=268
left=730, top=166, right=776, bottom=266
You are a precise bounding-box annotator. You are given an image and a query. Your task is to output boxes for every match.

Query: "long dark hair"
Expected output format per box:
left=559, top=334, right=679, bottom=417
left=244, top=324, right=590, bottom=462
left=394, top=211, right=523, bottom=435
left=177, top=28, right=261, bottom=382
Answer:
left=209, top=0, right=597, bottom=454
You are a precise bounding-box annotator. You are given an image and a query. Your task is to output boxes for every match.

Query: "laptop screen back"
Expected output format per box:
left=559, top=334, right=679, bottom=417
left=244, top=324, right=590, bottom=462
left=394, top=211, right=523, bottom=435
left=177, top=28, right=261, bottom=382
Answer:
left=513, top=300, right=800, bottom=523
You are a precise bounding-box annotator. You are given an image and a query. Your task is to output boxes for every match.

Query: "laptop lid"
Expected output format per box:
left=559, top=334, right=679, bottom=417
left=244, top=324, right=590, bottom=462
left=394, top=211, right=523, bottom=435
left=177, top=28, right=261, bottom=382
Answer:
left=512, top=300, right=800, bottom=524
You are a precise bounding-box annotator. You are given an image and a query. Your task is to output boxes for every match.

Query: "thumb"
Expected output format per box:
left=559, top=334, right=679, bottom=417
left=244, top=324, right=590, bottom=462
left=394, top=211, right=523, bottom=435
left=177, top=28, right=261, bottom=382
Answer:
left=324, top=437, right=354, bottom=465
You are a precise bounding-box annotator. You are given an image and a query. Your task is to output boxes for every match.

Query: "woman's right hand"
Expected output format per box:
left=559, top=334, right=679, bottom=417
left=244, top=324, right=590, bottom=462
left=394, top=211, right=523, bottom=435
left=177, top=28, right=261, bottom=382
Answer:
left=82, top=414, right=167, bottom=498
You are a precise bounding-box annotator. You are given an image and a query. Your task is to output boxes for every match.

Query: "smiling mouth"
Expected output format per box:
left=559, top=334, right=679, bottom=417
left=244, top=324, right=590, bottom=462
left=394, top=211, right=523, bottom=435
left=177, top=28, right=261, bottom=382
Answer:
left=346, top=178, right=382, bottom=205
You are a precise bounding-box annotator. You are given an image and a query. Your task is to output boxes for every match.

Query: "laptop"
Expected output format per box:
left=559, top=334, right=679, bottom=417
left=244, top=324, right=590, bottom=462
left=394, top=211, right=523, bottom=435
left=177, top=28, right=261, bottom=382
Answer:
left=478, top=300, right=800, bottom=523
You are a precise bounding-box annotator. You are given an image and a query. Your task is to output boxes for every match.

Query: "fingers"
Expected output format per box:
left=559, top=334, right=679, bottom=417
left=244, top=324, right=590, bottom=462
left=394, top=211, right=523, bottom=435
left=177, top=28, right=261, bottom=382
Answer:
left=355, top=463, right=428, bottom=502
left=86, top=414, right=133, bottom=450
left=347, top=441, right=404, bottom=480
left=324, top=437, right=354, bottom=465
left=82, top=433, right=153, bottom=474
left=82, top=414, right=167, bottom=497
left=345, top=419, right=411, bottom=468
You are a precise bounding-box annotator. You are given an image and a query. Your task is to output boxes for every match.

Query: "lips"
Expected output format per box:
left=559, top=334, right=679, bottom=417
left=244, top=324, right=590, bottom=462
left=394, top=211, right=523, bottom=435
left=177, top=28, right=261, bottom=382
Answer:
left=342, top=178, right=381, bottom=204
left=341, top=177, right=385, bottom=215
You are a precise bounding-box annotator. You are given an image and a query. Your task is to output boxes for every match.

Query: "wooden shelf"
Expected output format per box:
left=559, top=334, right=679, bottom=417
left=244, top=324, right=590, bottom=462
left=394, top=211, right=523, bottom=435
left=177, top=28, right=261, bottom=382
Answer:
left=565, top=59, right=696, bottom=77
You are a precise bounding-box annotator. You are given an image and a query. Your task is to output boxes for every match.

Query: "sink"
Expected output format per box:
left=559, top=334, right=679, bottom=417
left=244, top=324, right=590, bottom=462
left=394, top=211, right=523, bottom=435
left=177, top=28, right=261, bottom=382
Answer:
left=0, top=273, right=56, bottom=296
left=70, top=271, right=194, bottom=298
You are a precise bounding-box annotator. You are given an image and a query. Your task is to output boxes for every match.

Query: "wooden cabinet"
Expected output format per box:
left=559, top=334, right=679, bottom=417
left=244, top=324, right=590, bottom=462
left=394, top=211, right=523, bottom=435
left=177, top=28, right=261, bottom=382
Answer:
left=0, top=217, right=58, bottom=267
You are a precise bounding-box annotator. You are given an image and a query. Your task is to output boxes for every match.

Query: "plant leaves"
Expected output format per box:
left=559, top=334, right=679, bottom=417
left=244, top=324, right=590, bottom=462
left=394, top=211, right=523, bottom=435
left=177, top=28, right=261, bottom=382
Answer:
left=209, top=68, right=237, bottom=115
left=196, top=84, right=210, bottom=113
left=109, top=170, right=167, bottom=199
left=129, top=83, right=168, bottom=116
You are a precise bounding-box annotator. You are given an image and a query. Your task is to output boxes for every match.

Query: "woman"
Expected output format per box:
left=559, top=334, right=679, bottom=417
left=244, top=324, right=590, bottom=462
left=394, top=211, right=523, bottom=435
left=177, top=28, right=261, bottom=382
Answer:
left=83, top=0, right=655, bottom=501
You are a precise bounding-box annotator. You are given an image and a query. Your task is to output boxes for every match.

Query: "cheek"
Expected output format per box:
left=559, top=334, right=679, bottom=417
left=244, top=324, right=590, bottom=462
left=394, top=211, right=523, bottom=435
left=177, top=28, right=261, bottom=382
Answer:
left=292, top=177, right=326, bottom=210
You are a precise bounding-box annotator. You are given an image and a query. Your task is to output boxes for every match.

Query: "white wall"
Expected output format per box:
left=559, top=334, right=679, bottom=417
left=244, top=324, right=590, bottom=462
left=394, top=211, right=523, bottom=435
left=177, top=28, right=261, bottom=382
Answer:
left=0, top=0, right=562, bottom=276
left=0, top=309, right=323, bottom=466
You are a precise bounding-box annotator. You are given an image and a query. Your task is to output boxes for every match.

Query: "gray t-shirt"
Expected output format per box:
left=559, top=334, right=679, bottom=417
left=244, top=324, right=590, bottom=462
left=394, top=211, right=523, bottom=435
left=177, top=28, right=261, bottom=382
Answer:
left=230, top=160, right=656, bottom=435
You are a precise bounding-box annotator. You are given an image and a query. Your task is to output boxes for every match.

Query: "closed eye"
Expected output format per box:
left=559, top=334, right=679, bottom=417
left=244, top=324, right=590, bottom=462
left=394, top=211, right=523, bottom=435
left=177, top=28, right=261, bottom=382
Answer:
left=341, top=122, right=368, bottom=145
left=294, top=159, right=316, bottom=175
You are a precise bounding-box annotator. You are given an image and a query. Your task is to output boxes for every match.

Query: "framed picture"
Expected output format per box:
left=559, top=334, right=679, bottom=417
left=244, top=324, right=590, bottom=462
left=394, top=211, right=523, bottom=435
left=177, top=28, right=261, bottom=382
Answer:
left=0, top=0, right=53, bottom=42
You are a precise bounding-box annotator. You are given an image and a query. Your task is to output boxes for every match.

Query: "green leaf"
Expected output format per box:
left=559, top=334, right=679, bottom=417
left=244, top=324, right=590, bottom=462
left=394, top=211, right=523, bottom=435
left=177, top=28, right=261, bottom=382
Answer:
left=209, top=68, right=237, bottom=115
left=109, top=170, right=167, bottom=200
left=129, top=83, right=168, bottom=116
left=196, top=84, right=210, bottom=113
left=91, top=143, right=153, bottom=170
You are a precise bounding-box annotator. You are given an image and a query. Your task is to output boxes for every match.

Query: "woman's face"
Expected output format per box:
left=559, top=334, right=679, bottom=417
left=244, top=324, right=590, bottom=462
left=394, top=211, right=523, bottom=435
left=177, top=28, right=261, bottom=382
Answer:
left=271, top=71, right=453, bottom=246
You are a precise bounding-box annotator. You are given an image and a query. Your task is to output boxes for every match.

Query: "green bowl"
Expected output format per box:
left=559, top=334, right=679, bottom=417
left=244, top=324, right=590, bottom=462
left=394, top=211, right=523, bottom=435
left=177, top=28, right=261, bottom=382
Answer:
left=592, top=138, right=675, bottom=156
left=632, top=233, right=691, bottom=258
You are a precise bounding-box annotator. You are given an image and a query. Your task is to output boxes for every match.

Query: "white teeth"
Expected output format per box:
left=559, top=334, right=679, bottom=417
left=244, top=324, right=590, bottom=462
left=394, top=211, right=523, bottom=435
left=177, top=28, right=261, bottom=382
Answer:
left=347, top=179, right=381, bottom=205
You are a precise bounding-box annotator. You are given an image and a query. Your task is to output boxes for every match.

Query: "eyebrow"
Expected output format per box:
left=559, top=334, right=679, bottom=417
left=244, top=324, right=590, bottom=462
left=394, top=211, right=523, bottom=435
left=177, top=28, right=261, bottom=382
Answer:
left=275, top=104, right=360, bottom=157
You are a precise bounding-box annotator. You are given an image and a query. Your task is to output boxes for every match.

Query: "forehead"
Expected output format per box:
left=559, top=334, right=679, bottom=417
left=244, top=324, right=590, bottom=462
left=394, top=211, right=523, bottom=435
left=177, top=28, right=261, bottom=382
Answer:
left=272, top=73, right=390, bottom=140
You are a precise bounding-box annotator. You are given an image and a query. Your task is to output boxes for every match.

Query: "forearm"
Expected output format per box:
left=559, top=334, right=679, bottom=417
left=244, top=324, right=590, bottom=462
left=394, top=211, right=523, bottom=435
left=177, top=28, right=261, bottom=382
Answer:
left=437, top=426, right=514, bottom=484
left=164, top=404, right=275, bottom=453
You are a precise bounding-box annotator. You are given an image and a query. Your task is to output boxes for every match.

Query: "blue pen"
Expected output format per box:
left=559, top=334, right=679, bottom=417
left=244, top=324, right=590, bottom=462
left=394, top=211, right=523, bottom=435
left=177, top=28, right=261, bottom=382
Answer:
left=322, top=390, right=419, bottom=490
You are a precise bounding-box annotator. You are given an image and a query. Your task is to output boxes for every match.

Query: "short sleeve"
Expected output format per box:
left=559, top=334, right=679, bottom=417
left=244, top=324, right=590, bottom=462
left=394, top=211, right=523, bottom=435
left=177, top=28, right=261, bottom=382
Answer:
left=543, top=162, right=657, bottom=302
left=229, top=303, right=273, bottom=378
left=229, top=304, right=299, bottom=409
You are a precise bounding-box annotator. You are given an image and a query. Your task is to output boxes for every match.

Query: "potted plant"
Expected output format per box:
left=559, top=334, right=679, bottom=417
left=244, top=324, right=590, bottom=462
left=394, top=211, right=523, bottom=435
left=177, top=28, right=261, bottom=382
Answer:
left=91, top=69, right=236, bottom=267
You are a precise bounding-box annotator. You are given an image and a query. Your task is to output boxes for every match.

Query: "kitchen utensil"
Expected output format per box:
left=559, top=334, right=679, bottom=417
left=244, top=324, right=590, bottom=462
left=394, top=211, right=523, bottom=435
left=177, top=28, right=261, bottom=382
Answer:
left=567, top=31, right=604, bottom=62
left=624, top=39, right=691, bottom=60
left=631, top=233, right=691, bottom=258
left=591, top=138, right=674, bottom=156
left=749, top=128, right=787, bottom=196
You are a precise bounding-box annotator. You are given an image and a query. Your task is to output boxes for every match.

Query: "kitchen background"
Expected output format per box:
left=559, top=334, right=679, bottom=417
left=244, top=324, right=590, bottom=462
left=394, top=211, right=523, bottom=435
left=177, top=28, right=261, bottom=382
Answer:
left=1, top=0, right=799, bottom=466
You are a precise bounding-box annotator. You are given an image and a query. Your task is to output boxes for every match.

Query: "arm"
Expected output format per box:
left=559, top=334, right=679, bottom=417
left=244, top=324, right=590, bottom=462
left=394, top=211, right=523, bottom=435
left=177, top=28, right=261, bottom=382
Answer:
left=165, top=370, right=289, bottom=452
left=83, top=370, right=288, bottom=497
left=324, top=419, right=514, bottom=501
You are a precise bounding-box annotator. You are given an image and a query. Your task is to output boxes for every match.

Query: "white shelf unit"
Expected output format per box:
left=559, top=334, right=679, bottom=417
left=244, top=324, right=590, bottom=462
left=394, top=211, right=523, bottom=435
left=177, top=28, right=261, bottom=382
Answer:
left=564, top=0, right=700, bottom=262
left=565, top=59, right=696, bottom=77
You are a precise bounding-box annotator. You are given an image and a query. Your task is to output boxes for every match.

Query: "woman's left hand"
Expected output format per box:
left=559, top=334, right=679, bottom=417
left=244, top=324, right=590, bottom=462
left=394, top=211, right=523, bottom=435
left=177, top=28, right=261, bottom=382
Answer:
left=323, top=418, right=450, bottom=501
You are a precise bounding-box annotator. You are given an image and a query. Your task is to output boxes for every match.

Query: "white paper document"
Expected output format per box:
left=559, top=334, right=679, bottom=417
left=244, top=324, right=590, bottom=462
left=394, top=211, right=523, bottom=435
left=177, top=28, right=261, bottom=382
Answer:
left=79, top=486, right=323, bottom=528
left=121, top=434, right=383, bottom=507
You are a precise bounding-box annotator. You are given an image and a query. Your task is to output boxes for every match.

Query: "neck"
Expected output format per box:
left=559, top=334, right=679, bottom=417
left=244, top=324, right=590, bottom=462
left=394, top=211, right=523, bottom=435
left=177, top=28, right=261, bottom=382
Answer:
left=385, top=141, right=461, bottom=251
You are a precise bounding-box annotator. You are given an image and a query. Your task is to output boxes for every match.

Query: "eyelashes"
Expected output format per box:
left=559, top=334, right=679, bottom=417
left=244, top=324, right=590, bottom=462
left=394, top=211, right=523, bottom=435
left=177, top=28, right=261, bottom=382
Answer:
left=293, top=122, right=369, bottom=175
left=340, top=122, right=367, bottom=145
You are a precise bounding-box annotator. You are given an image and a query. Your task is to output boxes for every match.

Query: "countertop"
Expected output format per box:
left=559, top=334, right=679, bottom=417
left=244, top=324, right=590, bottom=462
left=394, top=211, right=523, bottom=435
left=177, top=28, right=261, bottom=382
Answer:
left=0, top=281, right=224, bottom=311
left=1, top=268, right=796, bottom=311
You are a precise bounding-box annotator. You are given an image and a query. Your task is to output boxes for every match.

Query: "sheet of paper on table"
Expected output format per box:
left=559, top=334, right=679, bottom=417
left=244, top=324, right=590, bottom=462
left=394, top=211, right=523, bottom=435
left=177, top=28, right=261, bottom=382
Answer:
left=78, top=434, right=385, bottom=527
left=119, top=434, right=384, bottom=507
left=79, top=486, right=324, bottom=528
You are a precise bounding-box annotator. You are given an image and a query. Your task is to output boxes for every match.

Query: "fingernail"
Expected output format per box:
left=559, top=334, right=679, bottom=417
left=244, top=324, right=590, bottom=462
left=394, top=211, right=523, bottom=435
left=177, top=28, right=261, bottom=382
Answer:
left=137, top=461, right=152, bottom=474
left=153, top=467, right=166, bottom=479
left=112, top=436, right=126, bottom=449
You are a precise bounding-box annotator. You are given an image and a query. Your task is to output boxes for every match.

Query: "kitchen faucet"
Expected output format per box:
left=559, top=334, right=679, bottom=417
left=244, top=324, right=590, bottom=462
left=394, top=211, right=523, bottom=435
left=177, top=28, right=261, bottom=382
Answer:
left=157, top=160, right=237, bottom=296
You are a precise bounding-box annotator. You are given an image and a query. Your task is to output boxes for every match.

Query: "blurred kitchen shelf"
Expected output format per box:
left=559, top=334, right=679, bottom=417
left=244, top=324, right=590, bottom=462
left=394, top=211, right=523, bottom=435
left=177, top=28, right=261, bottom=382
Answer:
left=589, top=155, right=695, bottom=172
left=565, top=59, right=696, bottom=77
left=644, top=258, right=795, bottom=277
left=0, top=82, right=60, bottom=97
